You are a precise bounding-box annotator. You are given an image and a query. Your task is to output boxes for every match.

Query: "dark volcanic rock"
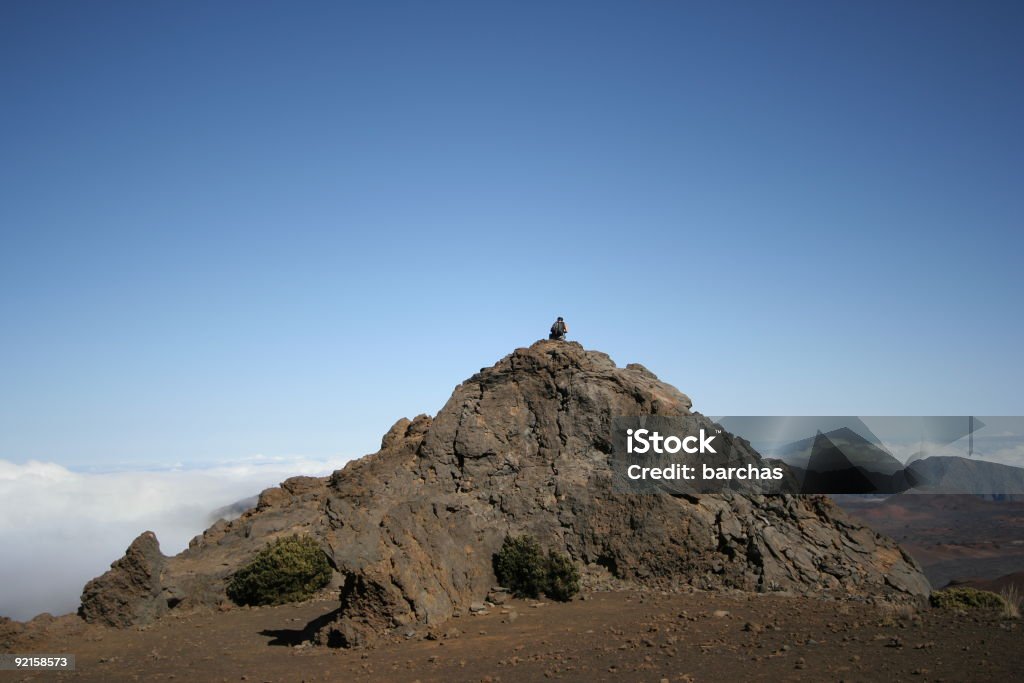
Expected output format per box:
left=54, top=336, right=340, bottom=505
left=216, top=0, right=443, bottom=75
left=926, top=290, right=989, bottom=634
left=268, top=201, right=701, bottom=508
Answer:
left=79, top=531, right=168, bottom=627
left=78, top=341, right=930, bottom=640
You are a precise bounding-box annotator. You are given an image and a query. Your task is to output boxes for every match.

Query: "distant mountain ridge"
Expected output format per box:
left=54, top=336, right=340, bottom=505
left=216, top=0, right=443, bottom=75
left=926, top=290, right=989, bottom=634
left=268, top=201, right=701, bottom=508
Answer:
left=906, top=456, right=1024, bottom=498
left=778, top=427, right=1024, bottom=497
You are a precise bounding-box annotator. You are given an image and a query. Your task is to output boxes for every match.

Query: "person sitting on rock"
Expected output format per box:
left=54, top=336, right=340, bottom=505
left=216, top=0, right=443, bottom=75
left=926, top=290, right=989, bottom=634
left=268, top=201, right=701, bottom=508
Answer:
left=549, top=316, right=568, bottom=341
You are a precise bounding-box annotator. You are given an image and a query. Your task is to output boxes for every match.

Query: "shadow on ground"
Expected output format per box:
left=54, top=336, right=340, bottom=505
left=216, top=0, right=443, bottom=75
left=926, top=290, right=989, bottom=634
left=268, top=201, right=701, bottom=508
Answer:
left=259, top=606, right=341, bottom=646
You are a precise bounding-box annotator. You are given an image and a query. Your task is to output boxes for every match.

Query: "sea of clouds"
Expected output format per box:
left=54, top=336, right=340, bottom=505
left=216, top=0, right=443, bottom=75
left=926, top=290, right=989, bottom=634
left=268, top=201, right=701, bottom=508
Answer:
left=0, top=455, right=353, bottom=621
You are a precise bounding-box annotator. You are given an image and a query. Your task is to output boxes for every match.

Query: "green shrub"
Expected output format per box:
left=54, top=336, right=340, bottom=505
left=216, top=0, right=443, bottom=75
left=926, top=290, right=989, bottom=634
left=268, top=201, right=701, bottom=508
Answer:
left=227, top=534, right=332, bottom=606
left=544, top=550, right=581, bottom=602
left=930, top=587, right=1005, bottom=612
left=494, top=534, right=549, bottom=598
left=493, top=534, right=580, bottom=602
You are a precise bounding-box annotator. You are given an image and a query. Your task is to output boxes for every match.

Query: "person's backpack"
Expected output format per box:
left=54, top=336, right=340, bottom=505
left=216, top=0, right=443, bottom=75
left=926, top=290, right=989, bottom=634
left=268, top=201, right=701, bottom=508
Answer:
left=552, top=320, right=566, bottom=336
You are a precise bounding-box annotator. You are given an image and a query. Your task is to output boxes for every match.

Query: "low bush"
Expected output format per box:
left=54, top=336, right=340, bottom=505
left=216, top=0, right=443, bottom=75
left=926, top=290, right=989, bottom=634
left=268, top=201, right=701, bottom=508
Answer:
left=494, top=534, right=548, bottom=598
left=1000, top=585, right=1021, bottom=619
left=493, top=534, right=580, bottom=602
left=227, top=534, right=332, bottom=606
left=544, top=550, right=581, bottom=602
left=930, top=587, right=1005, bottom=612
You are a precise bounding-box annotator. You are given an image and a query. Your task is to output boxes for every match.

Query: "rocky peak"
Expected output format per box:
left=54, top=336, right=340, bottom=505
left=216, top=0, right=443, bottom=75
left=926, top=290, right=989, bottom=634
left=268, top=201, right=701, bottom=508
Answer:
left=78, top=340, right=930, bottom=645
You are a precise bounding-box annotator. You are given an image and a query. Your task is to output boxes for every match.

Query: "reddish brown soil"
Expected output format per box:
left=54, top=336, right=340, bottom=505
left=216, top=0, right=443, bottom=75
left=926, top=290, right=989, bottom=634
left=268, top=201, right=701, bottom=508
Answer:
left=949, top=571, right=1024, bottom=596
left=835, top=495, right=1024, bottom=587
left=3, top=590, right=1022, bottom=682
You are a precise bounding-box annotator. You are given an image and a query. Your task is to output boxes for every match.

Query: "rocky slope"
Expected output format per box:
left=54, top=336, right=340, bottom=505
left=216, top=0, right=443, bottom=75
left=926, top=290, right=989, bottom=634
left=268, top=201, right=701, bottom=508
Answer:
left=79, top=341, right=930, bottom=646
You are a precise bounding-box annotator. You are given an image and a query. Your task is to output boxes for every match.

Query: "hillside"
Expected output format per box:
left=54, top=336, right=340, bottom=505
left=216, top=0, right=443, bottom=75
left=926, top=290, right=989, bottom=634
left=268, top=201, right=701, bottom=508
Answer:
left=77, top=341, right=929, bottom=647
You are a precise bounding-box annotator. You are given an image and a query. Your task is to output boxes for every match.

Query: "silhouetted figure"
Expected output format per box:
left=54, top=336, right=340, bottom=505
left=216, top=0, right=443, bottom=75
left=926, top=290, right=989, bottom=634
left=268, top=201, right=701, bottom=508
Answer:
left=549, top=316, right=568, bottom=341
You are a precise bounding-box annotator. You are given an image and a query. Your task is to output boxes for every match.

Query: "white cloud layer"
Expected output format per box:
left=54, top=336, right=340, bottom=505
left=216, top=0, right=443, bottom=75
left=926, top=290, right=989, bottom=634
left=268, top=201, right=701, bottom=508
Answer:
left=0, top=455, right=353, bottom=621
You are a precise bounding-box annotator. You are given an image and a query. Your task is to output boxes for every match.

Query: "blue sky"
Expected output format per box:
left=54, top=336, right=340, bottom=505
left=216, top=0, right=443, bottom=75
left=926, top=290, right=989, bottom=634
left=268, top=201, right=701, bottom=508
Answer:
left=2, top=1, right=1023, bottom=468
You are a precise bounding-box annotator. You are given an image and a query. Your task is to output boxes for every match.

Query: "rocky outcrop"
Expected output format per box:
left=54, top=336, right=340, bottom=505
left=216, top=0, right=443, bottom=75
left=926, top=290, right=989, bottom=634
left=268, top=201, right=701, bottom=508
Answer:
left=78, top=531, right=168, bottom=628
left=78, top=341, right=930, bottom=642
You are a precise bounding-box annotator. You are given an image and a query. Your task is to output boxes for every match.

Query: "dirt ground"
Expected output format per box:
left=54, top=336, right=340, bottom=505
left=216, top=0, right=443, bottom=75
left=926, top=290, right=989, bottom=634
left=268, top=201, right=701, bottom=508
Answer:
left=835, top=495, right=1024, bottom=588
left=3, top=590, right=1022, bottom=682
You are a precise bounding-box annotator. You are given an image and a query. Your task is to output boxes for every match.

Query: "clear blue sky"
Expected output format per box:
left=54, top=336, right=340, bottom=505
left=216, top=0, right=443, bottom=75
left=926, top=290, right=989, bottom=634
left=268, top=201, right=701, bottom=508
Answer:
left=2, top=1, right=1022, bottom=468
